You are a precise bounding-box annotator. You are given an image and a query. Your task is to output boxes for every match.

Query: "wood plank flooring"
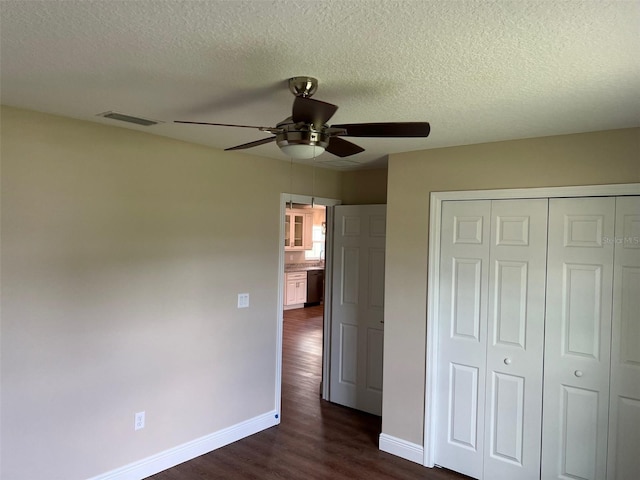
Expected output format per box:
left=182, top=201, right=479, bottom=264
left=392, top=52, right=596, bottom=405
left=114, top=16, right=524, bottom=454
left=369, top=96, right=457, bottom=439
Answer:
left=148, top=305, right=471, bottom=480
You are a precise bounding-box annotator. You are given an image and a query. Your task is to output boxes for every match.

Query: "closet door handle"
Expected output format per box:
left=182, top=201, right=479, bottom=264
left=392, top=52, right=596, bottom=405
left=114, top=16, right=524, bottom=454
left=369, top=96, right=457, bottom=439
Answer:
left=503, top=358, right=512, bottom=365
left=574, top=370, right=583, bottom=377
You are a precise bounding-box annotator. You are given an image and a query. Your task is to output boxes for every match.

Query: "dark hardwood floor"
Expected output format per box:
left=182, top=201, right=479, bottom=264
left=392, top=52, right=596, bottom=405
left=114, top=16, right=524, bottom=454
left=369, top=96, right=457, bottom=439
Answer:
left=148, top=305, right=471, bottom=479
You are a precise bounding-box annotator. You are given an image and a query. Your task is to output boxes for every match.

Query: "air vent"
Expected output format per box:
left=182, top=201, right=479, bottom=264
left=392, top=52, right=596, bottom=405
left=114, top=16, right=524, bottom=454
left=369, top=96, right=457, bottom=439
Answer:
left=97, top=111, right=159, bottom=126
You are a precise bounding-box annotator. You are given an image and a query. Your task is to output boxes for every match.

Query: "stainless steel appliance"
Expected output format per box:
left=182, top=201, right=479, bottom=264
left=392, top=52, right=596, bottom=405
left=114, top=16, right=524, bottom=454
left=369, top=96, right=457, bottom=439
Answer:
left=305, top=269, right=324, bottom=307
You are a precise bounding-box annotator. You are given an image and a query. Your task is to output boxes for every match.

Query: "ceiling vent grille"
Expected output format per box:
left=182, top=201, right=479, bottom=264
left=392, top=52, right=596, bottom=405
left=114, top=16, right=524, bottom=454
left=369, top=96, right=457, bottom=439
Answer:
left=97, top=111, right=159, bottom=126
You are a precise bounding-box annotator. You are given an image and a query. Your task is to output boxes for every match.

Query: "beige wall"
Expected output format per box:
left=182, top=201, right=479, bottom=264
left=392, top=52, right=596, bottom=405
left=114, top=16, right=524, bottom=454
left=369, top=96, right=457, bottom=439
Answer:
left=382, top=128, right=640, bottom=445
left=341, top=167, right=388, bottom=204
left=4, top=106, right=636, bottom=477
left=0, top=106, right=342, bottom=480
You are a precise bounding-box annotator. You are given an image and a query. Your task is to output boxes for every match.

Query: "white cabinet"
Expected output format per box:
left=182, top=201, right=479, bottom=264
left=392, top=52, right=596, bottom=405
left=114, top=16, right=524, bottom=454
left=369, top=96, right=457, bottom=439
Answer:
left=284, top=271, right=307, bottom=308
left=285, top=209, right=313, bottom=251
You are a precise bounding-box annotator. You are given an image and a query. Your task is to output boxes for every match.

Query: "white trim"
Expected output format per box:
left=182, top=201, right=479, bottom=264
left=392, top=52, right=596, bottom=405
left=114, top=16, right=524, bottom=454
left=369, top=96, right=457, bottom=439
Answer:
left=283, top=303, right=305, bottom=310
left=429, top=183, right=640, bottom=202
left=423, top=193, right=443, bottom=468
left=88, top=411, right=279, bottom=480
left=423, top=183, right=640, bottom=467
left=379, top=433, right=424, bottom=465
left=276, top=196, right=286, bottom=417
left=285, top=193, right=342, bottom=207
left=322, top=205, right=336, bottom=400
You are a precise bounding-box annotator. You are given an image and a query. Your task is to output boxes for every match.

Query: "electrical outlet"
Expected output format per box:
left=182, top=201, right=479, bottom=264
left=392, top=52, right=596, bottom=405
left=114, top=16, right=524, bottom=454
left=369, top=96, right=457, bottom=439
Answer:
left=135, top=411, right=145, bottom=431
left=237, top=293, right=250, bottom=308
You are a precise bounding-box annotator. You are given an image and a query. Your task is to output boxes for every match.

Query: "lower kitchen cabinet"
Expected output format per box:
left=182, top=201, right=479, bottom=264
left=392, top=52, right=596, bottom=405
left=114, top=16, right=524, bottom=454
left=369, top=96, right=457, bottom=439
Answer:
left=284, top=272, right=307, bottom=308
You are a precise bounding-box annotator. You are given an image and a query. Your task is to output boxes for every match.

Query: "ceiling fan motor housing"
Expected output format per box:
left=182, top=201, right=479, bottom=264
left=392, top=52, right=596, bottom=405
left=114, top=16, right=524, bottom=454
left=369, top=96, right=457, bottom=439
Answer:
left=276, top=129, right=330, bottom=149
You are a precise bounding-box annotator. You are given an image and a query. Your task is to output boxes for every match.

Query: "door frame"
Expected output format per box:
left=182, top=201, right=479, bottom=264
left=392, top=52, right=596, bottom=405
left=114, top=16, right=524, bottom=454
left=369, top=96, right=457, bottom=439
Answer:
left=423, top=183, right=640, bottom=468
left=276, top=193, right=341, bottom=417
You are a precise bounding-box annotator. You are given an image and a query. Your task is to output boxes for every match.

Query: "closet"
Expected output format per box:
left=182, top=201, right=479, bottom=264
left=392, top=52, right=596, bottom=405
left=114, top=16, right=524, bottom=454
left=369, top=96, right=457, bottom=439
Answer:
left=433, top=195, right=639, bottom=480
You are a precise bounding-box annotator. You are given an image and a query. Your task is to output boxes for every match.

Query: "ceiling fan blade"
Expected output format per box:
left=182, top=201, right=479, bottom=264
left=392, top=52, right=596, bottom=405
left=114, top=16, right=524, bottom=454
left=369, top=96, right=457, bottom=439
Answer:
left=326, top=137, right=365, bottom=157
left=331, top=122, right=430, bottom=137
left=292, top=97, right=338, bottom=128
left=224, top=137, right=276, bottom=151
left=175, top=120, right=274, bottom=130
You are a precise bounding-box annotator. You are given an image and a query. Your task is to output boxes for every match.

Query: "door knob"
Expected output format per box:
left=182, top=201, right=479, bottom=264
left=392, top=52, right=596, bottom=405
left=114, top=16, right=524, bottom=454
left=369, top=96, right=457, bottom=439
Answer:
left=574, top=370, right=583, bottom=377
left=503, top=358, right=512, bottom=365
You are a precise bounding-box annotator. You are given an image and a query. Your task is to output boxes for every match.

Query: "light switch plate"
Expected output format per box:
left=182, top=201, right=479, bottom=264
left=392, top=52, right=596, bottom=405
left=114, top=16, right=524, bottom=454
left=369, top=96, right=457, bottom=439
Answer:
left=237, top=293, right=249, bottom=308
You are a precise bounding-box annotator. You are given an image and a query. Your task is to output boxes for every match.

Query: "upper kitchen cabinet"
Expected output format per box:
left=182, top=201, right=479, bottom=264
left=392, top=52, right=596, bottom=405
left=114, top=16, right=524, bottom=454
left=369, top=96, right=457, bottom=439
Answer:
left=284, top=209, right=313, bottom=250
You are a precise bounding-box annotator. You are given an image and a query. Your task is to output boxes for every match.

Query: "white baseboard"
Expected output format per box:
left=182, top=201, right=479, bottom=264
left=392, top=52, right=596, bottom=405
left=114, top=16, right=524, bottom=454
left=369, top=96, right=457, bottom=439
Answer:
left=89, top=410, right=279, bottom=480
left=379, top=433, right=424, bottom=465
left=283, top=303, right=304, bottom=310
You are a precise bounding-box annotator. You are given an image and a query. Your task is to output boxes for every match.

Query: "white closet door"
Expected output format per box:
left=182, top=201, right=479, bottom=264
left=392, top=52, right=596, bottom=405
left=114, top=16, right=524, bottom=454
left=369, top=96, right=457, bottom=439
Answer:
left=483, top=199, right=548, bottom=480
left=435, top=200, right=491, bottom=478
left=542, top=197, right=615, bottom=480
left=607, top=196, right=640, bottom=479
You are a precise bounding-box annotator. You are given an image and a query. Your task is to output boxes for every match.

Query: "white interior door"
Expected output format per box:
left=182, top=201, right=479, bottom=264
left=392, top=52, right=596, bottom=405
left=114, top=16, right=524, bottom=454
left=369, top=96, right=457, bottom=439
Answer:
left=483, top=199, right=548, bottom=480
left=542, top=197, right=615, bottom=480
left=329, top=205, right=386, bottom=415
left=435, top=200, right=491, bottom=478
left=607, top=196, right=640, bottom=479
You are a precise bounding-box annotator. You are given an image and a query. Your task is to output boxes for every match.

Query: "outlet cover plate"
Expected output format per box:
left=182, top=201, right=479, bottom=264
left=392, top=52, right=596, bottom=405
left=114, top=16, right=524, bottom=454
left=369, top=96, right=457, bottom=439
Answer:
left=135, top=411, right=145, bottom=430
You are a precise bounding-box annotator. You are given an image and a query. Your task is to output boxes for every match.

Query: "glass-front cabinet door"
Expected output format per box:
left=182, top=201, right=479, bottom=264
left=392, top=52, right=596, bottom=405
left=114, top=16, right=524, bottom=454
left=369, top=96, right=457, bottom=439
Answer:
left=293, top=214, right=304, bottom=247
left=285, top=209, right=311, bottom=251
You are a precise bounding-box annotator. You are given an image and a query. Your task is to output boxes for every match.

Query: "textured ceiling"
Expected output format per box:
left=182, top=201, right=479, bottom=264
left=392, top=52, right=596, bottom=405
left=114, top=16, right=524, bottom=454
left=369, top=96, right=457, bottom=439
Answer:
left=1, top=0, right=639, bottom=169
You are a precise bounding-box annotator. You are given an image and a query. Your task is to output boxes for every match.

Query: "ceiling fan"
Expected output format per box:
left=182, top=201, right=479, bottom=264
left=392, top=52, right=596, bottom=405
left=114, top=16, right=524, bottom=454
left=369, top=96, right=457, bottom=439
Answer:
left=175, top=76, right=431, bottom=159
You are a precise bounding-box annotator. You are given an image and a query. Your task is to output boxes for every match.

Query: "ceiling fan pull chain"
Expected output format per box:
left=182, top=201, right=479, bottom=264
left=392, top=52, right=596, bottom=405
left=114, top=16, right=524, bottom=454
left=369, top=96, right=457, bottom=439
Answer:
left=289, top=156, right=294, bottom=209
left=311, top=153, right=316, bottom=208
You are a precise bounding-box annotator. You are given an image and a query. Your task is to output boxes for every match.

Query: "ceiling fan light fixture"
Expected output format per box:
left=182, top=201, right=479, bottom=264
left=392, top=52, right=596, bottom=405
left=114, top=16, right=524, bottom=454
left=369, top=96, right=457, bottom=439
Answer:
left=279, top=143, right=326, bottom=159
left=276, top=129, right=329, bottom=159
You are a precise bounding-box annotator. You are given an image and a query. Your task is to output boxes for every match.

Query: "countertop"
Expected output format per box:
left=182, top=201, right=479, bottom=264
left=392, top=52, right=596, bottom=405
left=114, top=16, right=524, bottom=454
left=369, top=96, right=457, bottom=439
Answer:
left=285, top=264, right=325, bottom=273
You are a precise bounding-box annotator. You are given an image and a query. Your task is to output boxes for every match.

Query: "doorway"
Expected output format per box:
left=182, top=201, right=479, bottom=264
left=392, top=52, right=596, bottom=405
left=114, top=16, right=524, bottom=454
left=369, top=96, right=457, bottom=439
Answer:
left=283, top=201, right=327, bottom=398
left=283, top=203, right=326, bottom=311
left=276, top=194, right=341, bottom=417
left=277, top=197, right=388, bottom=421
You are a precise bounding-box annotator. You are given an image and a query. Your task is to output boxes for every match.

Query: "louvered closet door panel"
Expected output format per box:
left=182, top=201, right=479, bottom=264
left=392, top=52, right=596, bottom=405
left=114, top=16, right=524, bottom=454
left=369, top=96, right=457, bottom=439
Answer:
left=435, top=200, right=491, bottom=479
left=483, top=199, right=548, bottom=480
left=608, top=196, right=640, bottom=480
left=542, top=197, right=615, bottom=480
